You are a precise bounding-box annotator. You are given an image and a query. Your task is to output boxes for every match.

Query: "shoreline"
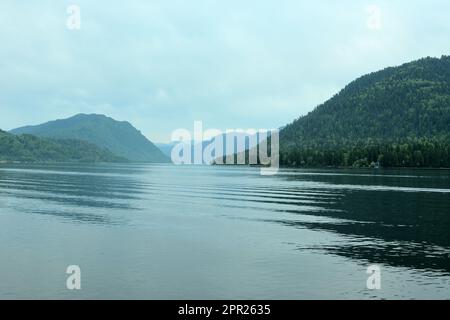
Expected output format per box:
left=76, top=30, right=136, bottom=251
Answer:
left=1, top=161, right=449, bottom=171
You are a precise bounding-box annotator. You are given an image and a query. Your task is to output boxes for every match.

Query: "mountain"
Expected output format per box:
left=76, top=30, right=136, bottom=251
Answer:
left=280, top=56, right=450, bottom=168
left=0, top=129, right=125, bottom=163
left=11, top=114, right=171, bottom=163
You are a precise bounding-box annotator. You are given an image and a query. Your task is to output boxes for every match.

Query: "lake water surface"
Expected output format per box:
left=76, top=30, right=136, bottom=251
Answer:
left=0, top=164, right=449, bottom=299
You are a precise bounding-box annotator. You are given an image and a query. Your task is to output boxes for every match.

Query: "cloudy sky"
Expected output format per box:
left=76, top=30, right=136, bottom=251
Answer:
left=1, top=1, right=449, bottom=142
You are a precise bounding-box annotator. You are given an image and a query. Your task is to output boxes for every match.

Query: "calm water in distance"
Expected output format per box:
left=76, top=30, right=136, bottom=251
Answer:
left=0, top=163, right=449, bottom=299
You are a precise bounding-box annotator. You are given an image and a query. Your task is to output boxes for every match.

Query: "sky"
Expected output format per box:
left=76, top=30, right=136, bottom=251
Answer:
left=1, top=1, right=449, bottom=143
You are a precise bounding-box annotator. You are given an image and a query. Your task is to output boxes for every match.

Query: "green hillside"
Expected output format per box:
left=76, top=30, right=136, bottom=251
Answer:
left=11, top=114, right=170, bottom=163
left=0, top=130, right=125, bottom=163
left=280, top=56, right=450, bottom=168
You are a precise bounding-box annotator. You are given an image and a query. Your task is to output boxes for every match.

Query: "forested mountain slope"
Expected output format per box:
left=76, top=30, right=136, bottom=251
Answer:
left=0, top=130, right=125, bottom=163
left=11, top=114, right=170, bottom=163
left=280, top=56, right=450, bottom=167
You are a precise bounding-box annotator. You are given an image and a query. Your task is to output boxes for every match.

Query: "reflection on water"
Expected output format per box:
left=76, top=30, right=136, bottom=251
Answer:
left=0, top=163, right=449, bottom=299
left=0, top=165, right=144, bottom=225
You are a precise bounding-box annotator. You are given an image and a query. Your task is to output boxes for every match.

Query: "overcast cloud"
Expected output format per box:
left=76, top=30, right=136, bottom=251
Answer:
left=1, top=0, right=449, bottom=142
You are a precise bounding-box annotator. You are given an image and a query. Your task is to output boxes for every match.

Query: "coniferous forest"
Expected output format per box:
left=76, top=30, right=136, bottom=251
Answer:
left=280, top=56, right=450, bottom=168
left=0, top=129, right=125, bottom=163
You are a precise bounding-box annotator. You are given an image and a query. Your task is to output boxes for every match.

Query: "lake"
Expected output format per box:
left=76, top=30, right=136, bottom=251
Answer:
left=0, top=163, right=449, bottom=299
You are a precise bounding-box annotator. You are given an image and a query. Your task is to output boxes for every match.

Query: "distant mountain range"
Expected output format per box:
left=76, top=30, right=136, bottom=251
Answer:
left=2, top=56, right=449, bottom=167
left=10, top=114, right=170, bottom=163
